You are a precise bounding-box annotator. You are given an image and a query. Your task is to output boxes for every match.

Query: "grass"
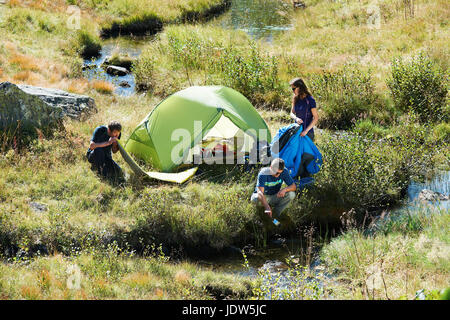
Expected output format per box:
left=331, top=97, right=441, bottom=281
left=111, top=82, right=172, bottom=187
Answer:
left=104, top=52, right=134, bottom=71
left=89, top=80, right=114, bottom=94
left=75, top=0, right=232, bottom=37
left=274, top=0, right=449, bottom=119
left=0, top=0, right=448, bottom=300
left=133, top=24, right=285, bottom=108
left=320, top=205, right=450, bottom=300
left=0, top=245, right=255, bottom=299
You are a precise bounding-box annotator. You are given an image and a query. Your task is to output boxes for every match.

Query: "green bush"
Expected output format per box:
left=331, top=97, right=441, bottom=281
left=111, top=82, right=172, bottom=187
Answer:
left=71, top=29, right=102, bottom=59
left=134, top=26, right=284, bottom=108
left=313, top=133, right=402, bottom=210
left=132, top=54, right=156, bottom=91
left=213, top=43, right=281, bottom=106
left=309, top=64, right=378, bottom=129
left=387, top=52, right=448, bottom=122
left=100, top=13, right=163, bottom=38
left=354, top=119, right=388, bottom=140
left=308, top=119, right=440, bottom=217
left=430, top=122, right=450, bottom=144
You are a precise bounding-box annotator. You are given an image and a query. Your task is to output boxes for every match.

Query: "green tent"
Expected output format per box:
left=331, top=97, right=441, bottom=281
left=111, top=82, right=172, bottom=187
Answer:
left=124, top=86, right=271, bottom=172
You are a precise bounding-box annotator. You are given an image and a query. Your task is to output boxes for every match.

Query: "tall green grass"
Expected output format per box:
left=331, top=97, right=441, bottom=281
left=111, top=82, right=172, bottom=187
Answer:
left=387, top=52, right=449, bottom=123
left=308, top=64, right=387, bottom=129
left=320, top=206, right=450, bottom=300
left=133, top=25, right=285, bottom=108
left=0, top=245, right=255, bottom=299
left=94, top=0, right=231, bottom=37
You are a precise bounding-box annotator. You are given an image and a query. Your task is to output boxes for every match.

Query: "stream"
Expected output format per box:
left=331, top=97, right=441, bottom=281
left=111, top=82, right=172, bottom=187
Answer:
left=82, top=0, right=295, bottom=95
left=210, top=0, right=294, bottom=41
left=81, top=0, right=449, bottom=298
left=201, top=170, right=449, bottom=299
left=82, top=39, right=144, bottom=96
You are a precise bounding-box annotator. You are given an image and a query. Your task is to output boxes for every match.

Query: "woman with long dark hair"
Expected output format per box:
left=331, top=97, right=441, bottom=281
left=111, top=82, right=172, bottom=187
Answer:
left=289, top=78, right=318, bottom=141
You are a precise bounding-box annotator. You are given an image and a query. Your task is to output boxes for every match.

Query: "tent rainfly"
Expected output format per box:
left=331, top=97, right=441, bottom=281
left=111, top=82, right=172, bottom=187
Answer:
left=124, top=86, right=271, bottom=172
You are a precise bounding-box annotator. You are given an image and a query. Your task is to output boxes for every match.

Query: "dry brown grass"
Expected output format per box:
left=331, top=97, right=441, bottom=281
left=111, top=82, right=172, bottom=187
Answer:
left=12, top=70, right=40, bottom=83
left=7, top=0, right=69, bottom=12
left=9, top=53, right=40, bottom=72
left=20, top=285, right=42, bottom=300
left=122, top=272, right=159, bottom=288
left=89, top=80, right=115, bottom=94
left=4, top=41, right=17, bottom=52
left=67, top=78, right=90, bottom=94
left=174, top=269, right=191, bottom=284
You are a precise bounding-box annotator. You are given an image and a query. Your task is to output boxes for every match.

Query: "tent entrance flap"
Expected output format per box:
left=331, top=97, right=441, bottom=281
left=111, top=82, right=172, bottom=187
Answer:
left=185, top=114, right=256, bottom=164
left=118, top=141, right=198, bottom=183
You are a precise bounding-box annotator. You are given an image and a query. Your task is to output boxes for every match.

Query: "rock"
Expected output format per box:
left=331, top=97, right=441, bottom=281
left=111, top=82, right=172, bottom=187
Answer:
left=0, top=81, right=64, bottom=134
left=29, top=201, right=48, bottom=213
left=418, top=189, right=449, bottom=202
left=260, top=260, right=288, bottom=273
left=102, top=56, right=134, bottom=71
left=106, top=65, right=128, bottom=77
left=82, top=64, right=97, bottom=71
left=118, top=81, right=131, bottom=88
left=16, top=83, right=97, bottom=120
left=293, top=1, right=306, bottom=9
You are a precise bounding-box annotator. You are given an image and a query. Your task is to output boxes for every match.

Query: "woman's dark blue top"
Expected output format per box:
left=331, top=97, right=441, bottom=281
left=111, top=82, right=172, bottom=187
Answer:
left=293, top=95, right=316, bottom=134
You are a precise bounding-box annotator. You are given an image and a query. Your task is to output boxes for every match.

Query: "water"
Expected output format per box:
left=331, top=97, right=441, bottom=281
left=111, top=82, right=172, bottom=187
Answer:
left=82, top=40, right=143, bottom=96
left=405, top=170, right=450, bottom=210
left=202, top=170, right=449, bottom=298
left=210, top=0, right=294, bottom=41
left=82, top=0, right=294, bottom=96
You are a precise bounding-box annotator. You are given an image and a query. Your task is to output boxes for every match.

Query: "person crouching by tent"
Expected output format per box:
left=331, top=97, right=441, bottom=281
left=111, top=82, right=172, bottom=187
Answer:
left=251, top=158, right=296, bottom=222
left=86, top=120, right=124, bottom=181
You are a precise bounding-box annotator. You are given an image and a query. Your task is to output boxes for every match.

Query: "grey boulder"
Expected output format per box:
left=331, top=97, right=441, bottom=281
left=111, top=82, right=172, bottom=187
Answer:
left=0, top=81, right=97, bottom=136
left=106, top=65, right=129, bottom=77
left=0, top=81, right=63, bottom=133
left=16, top=83, right=97, bottom=120
left=418, top=189, right=449, bottom=202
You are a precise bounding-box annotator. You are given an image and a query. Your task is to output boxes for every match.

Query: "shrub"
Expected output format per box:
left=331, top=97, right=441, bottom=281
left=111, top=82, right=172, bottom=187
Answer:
left=387, top=52, right=448, bottom=122
left=308, top=118, right=440, bottom=218
left=309, top=64, right=378, bottom=129
left=314, top=133, right=401, bottom=209
left=354, top=119, right=388, bottom=140
left=100, top=13, right=163, bottom=38
left=164, top=29, right=281, bottom=98
left=72, top=29, right=102, bottom=59
left=430, top=122, right=450, bottom=144
left=213, top=43, right=280, bottom=106
left=134, top=26, right=284, bottom=108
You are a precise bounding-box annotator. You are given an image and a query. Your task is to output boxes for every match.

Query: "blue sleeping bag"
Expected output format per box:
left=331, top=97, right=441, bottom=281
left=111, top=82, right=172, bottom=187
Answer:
left=270, top=123, right=323, bottom=179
